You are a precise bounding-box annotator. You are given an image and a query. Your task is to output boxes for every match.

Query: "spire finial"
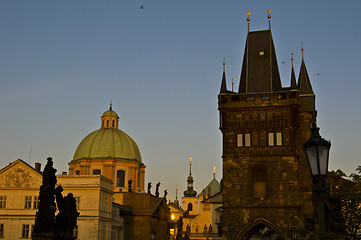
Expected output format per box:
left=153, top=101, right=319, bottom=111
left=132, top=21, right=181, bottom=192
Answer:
left=213, top=166, right=216, bottom=179
left=301, top=41, right=304, bottom=60
left=267, top=9, right=271, bottom=30
left=291, top=52, right=294, bottom=67
left=189, top=157, right=192, bottom=176
left=232, top=78, right=235, bottom=92
left=110, top=99, right=112, bottom=110
left=223, top=58, right=225, bottom=72
left=246, top=11, right=251, bottom=32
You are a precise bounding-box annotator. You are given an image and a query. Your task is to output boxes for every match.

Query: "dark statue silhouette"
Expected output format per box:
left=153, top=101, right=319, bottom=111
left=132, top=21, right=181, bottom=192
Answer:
left=32, top=157, right=79, bottom=240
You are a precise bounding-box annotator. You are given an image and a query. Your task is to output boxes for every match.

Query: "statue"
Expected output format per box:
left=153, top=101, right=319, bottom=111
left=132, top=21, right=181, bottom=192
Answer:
left=32, top=157, right=79, bottom=240
left=54, top=185, right=80, bottom=238
left=208, top=224, right=212, bottom=236
left=33, top=157, right=57, bottom=236
left=176, top=216, right=183, bottom=239
left=128, top=179, right=133, bottom=192
left=155, top=182, right=160, bottom=197
left=164, top=189, right=168, bottom=199
left=148, top=182, right=152, bottom=194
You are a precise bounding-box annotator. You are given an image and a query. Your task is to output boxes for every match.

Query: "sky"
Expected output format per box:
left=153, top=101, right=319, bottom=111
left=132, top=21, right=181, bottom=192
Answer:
left=0, top=1, right=361, bottom=202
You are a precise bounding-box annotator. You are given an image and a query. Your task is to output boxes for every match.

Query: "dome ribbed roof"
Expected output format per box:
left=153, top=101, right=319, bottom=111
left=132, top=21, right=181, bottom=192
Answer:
left=72, top=128, right=142, bottom=162
left=102, top=109, right=118, bottom=117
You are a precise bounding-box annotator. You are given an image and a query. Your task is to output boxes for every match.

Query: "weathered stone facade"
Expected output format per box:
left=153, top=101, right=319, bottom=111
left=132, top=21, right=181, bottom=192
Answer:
left=218, top=27, right=317, bottom=239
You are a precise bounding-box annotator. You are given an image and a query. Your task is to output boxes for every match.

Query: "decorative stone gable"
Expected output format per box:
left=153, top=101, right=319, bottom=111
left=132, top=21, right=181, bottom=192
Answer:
left=0, top=166, right=41, bottom=188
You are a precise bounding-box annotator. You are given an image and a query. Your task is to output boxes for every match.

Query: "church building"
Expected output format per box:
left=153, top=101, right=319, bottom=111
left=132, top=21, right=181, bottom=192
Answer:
left=218, top=11, right=316, bottom=239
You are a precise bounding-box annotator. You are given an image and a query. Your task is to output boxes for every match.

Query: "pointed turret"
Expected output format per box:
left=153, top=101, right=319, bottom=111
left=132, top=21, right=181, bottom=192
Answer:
left=220, top=60, right=228, bottom=93
left=298, top=49, right=314, bottom=94
left=297, top=49, right=315, bottom=113
left=290, top=54, right=297, bottom=89
left=239, top=30, right=282, bottom=93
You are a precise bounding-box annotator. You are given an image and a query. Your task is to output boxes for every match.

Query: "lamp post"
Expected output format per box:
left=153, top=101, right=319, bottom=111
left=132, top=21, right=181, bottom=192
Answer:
left=303, top=123, right=331, bottom=240
left=150, top=228, right=156, bottom=240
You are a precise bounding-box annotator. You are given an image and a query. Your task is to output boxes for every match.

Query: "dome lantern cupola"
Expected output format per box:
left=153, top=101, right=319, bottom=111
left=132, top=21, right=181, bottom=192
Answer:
left=101, top=102, right=119, bottom=129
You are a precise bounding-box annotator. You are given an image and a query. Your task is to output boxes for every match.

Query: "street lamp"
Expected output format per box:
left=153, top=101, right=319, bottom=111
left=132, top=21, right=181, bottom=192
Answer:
left=303, top=123, right=331, bottom=240
left=150, top=229, right=156, bottom=240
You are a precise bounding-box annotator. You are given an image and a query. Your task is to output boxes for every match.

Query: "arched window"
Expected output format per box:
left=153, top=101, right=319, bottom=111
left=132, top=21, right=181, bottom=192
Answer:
left=106, top=120, right=109, bottom=127
left=116, top=170, right=125, bottom=187
left=93, top=169, right=101, bottom=175
left=187, top=203, right=193, bottom=211
left=112, top=120, right=115, bottom=127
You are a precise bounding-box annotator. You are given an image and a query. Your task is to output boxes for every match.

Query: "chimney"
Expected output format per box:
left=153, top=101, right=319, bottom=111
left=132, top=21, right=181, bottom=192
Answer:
left=35, top=162, right=41, bottom=172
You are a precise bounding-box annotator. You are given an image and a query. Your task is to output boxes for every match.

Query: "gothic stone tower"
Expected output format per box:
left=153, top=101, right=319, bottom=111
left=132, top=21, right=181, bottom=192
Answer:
left=218, top=23, right=317, bottom=239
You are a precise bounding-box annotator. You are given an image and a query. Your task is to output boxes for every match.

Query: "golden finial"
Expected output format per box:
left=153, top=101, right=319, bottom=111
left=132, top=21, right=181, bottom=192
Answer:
left=301, top=41, right=304, bottom=60
left=291, top=52, right=294, bottom=67
left=267, top=9, right=271, bottom=30
left=232, top=78, right=235, bottom=92
left=109, top=99, right=113, bottom=110
left=246, top=11, right=251, bottom=32
left=213, top=166, right=216, bottom=178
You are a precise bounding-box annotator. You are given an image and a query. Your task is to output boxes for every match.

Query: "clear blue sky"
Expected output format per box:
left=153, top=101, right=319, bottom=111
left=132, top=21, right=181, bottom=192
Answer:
left=0, top=1, right=360, bottom=202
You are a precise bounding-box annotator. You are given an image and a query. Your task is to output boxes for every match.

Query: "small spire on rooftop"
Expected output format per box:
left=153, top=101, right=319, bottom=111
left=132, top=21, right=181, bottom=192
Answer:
left=110, top=99, right=113, bottom=110
left=213, top=166, right=216, bottom=179
left=246, top=11, right=251, bottom=32
left=267, top=9, right=271, bottom=30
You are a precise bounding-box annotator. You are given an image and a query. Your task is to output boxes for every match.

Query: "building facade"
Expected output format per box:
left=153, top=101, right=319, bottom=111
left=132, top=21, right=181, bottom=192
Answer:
left=218, top=19, right=316, bottom=239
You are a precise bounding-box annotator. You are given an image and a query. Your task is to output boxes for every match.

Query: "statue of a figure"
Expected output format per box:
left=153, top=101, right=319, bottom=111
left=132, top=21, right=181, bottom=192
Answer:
left=148, top=182, right=152, bottom=194
left=164, top=189, right=168, bottom=199
left=128, top=179, right=133, bottom=192
left=33, top=157, right=57, bottom=236
left=155, top=182, right=160, bottom=197
left=176, top=216, right=183, bottom=239
left=208, top=224, right=213, bottom=236
left=54, top=185, right=80, bottom=238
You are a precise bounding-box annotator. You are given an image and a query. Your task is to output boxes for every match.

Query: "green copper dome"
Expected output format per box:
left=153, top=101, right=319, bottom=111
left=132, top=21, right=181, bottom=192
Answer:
left=72, top=106, right=141, bottom=163
left=72, top=128, right=142, bottom=162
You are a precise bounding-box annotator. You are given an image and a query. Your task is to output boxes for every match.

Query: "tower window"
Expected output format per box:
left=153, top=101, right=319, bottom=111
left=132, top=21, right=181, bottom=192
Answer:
left=93, top=169, right=101, bottom=175
left=0, top=196, right=6, bottom=208
left=237, top=134, right=243, bottom=147
left=276, top=132, right=282, bottom=146
left=268, top=133, right=274, bottom=146
left=116, top=170, right=125, bottom=187
left=22, top=224, right=30, bottom=238
left=102, top=120, right=104, bottom=128
left=245, top=134, right=251, bottom=147
left=106, top=120, right=109, bottom=127
left=112, top=120, right=115, bottom=127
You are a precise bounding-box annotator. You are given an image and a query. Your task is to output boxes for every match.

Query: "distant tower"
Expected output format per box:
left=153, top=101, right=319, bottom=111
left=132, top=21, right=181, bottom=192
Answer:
left=218, top=11, right=316, bottom=240
left=182, top=157, right=198, bottom=215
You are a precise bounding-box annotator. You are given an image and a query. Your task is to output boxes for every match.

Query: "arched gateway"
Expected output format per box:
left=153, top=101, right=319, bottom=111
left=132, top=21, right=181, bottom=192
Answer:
left=235, top=219, right=286, bottom=240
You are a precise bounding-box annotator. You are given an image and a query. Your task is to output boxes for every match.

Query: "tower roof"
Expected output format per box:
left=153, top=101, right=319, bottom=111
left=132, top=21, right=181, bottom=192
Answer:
left=220, top=60, right=228, bottom=93
left=298, top=52, right=314, bottom=94
left=239, top=30, right=282, bottom=93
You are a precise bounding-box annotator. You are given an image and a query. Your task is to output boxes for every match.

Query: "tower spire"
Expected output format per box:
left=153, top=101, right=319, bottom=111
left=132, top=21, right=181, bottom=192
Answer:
left=183, top=157, right=197, bottom=197
left=298, top=47, right=314, bottom=94
left=220, top=58, right=228, bottom=93
left=246, top=11, right=251, bottom=32
left=290, top=53, right=297, bottom=89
